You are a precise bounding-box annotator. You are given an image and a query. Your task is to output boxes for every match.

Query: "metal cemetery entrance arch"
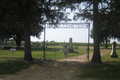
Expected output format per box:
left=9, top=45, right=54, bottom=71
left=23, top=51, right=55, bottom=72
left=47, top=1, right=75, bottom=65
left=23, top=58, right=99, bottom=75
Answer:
left=43, top=23, right=90, bottom=61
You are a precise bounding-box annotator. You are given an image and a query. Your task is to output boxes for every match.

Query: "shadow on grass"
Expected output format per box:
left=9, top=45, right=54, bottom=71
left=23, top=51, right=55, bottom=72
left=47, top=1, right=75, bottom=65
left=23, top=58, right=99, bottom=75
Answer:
left=0, top=58, right=33, bottom=75
left=77, top=61, right=120, bottom=79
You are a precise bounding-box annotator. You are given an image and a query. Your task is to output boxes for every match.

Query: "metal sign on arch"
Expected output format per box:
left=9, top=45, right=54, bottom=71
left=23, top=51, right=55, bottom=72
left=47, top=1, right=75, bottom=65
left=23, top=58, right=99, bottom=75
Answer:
left=43, top=23, right=90, bottom=61
left=44, top=23, right=90, bottom=29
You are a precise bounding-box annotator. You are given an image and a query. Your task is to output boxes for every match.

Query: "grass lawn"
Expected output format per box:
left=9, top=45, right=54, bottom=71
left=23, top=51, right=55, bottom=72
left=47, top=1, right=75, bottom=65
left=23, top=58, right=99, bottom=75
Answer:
left=0, top=48, right=120, bottom=80
left=0, top=46, right=91, bottom=60
left=77, top=62, right=120, bottom=80
left=77, top=49, right=120, bottom=80
left=0, top=58, right=33, bottom=75
left=0, top=50, right=24, bottom=58
left=101, top=49, right=120, bottom=61
left=45, top=46, right=90, bottom=60
left=0, top=46, right=91, bottom=75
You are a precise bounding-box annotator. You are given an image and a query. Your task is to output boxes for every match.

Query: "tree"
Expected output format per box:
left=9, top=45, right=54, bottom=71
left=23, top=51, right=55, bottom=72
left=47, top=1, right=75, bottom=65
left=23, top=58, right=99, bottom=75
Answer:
left=107, top=0, right=120, bottom=40
left=0, top=0, right=44, bottom=61
left=11, top=24, right=43, bottom=48
left=71, top=0, right=120, bottom=63
left=70, top=0, right=102, bottom=63
left=0, top=0, right=70, bottom=61
left=90, top=23, right=111, bottom=49
left=55, top=0, right=120, bottom=63
left=90, top=0, right=120, bottom=49
left=91, top=0, right=101, bottom=63
left=18, top=0, right=70, bottom=61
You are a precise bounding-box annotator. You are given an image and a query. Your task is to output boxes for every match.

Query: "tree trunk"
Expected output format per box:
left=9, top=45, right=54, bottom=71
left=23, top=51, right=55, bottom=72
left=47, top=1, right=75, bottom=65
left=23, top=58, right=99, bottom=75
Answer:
left=14, top=34, right=22, bottom=48
left=105, top=37, right=108, bottom=49
left=5, top=40, right=7, bottom=45
left=1, top=38, right=4, bottom=45
left=91, top=0, right=102, bottom=63
left=24, top=24, right=33, bottom=61
left=16, top=40, right=21, bottom=48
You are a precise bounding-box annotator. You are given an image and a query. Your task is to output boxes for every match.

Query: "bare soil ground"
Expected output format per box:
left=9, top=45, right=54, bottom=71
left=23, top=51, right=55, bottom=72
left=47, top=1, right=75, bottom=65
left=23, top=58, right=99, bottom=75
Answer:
left=0, top=49, right=111, bottom=80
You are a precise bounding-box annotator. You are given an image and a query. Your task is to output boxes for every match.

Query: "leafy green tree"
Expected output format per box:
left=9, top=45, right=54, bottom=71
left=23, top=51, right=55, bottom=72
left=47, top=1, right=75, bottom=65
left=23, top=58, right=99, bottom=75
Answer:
left=91, top=0, right=101, bottom=63
left=0, top=0, right=70, bottom=61
left=54, top=0, right=101, bottom=63
left=90, top=23, right=111, bottom=49
left=69, top=0, right=102, bottom=63
left=71, top=0, right=120, bottom=63
left=107, top=0, right=120, bottom=40
left=90, top=0, right=120, bottom=48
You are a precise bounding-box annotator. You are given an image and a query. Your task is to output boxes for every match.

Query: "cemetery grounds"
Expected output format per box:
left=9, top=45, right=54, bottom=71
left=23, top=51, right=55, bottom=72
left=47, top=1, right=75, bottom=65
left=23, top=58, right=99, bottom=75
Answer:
left=0, top=45, right=120, bottom=80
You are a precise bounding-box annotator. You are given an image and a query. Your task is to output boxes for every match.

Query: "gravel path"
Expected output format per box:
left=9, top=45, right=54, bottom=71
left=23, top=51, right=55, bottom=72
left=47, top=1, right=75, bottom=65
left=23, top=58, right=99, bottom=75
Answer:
left=0, top=49, right=111, bottom=80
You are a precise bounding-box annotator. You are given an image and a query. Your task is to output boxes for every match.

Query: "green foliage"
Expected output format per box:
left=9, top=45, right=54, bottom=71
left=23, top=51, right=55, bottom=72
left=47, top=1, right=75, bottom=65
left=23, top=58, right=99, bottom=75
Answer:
left=74, top=0, right=120, bottom=41
left=0, top=0, right=73, bottom=61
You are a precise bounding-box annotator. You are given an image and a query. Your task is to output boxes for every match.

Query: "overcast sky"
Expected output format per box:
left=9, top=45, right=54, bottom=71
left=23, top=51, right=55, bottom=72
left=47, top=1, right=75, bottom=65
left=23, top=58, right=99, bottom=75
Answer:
left=31, top=9, right=119, bottom=43
left=31, top=27, right=93, bottom=43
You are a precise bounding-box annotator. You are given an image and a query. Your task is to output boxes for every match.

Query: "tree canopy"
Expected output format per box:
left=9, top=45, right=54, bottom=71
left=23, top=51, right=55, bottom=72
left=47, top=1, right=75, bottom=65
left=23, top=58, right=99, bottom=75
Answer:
left=1, top=0, right=120, bottom=62
left=0, top=0, right=71, bottom=61
left=73, top=0, right=120, bottom=40
left=65, top=0, right=120, bottom=63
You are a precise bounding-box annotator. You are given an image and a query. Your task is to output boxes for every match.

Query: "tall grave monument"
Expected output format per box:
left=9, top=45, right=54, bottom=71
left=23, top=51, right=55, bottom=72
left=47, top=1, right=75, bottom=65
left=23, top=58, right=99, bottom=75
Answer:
left=68, top=37, right=74, bottom=53
left=110, top=41, right=118, bottom=58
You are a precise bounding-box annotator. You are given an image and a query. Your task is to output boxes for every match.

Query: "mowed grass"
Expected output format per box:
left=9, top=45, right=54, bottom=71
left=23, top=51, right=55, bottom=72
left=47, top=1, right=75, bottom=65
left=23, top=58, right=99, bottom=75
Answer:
left=45, top=46, right=90, bottom=60
left=77, top=49, right=120, bottom=80
left=0, top=50, right=24, bottom=57
left=77, top=62, right=120, bottom=80
left=0, top=46, right=91, bottom=60
left=0, top=46, right=89, bottom=75
left=1, top=47, right=120, bottom=80
left=0, top=58, right=33, bottom=75
left=101, top=49, right=120, bottom=61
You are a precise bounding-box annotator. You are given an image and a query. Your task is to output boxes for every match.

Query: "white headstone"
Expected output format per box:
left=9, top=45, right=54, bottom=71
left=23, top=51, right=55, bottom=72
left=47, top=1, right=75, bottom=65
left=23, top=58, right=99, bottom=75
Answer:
left=110, top=41, right=118, bottom=58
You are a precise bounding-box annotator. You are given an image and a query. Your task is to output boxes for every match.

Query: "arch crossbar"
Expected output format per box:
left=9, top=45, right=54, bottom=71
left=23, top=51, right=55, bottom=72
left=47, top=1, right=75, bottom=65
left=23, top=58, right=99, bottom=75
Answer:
left=45, top=23, right=90, bottom=29
left=43, top=23, right=90, bottom=61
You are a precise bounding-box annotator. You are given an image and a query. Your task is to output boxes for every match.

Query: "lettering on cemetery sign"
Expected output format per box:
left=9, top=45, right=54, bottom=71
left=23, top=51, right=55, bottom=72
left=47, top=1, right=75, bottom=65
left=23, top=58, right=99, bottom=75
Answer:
left=45, top=23, right=90, bottom=28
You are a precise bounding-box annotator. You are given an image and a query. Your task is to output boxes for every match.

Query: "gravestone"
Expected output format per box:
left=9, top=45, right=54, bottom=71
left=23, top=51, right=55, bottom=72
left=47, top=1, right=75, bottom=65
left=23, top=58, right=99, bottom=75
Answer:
left=36, top=44, right=39, bottom=49
left=110, top=41, right=118, bottom=58
left=41, top=43, right=44, bottom=48
left=68, top=37, right=74, bottom=53
left=118, top=45, right=120, bottom=49
left=9, top=48, right=16, bottom=58
left=63, top=42, right=67, bottom=58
